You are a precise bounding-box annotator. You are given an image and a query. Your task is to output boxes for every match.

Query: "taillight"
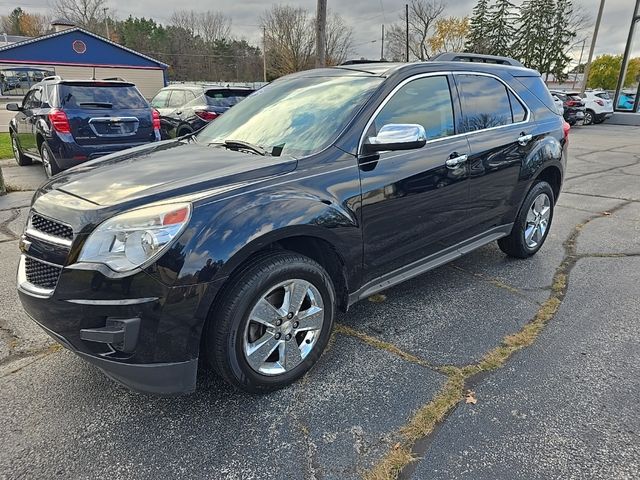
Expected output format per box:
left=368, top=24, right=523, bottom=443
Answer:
left=152, top=109, right=161, bottom=130
left=563, top=120, right=570, bottom=140
left=195, top=110, right=218, bottom=122
left=595, top=99, right=605, bottom=106
left=48, top=109, right=71, bottom=134
left=565, top=100, right=577, bottom=107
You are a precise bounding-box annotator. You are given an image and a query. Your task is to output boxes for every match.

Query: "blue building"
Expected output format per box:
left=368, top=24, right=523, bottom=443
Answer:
left=0, top=21, right=168, bottom=99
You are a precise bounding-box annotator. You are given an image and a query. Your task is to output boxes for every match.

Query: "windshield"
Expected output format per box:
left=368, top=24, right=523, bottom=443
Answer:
left=196, top=75, right=383, bottom=157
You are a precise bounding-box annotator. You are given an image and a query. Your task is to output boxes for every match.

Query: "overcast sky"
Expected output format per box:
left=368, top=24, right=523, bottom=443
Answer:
left=6, top=0, right=639, bottom=62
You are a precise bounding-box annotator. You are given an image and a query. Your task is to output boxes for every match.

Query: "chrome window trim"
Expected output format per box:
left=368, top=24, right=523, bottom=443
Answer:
left=357, top=70, right=532, bottom=156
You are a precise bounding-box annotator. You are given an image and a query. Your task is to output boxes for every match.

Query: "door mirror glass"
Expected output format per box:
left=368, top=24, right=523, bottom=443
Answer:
left=6, top=103, right=20, bottom=111
left=365, top=123, right=427, bottom=152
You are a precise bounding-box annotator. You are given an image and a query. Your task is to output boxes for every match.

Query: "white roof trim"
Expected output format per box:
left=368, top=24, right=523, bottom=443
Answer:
left=0, top=27, right=169, bottom=68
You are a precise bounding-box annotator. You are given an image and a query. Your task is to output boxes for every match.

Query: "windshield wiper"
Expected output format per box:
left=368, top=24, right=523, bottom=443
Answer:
left=222, top=139, right=267, bottom=156
left=79, top=102, right=113, bottom=108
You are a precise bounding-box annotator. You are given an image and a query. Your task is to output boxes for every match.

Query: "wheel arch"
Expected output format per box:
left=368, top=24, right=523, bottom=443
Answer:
left=534, top=164, right=562, bottom=203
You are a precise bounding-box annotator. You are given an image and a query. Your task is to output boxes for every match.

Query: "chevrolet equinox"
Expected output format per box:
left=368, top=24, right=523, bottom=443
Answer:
left=17, top=55, right=568, bottom=394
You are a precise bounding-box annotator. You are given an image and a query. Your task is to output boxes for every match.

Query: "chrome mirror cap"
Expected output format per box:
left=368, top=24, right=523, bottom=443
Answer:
left=365, top=123, right=427, bottom=152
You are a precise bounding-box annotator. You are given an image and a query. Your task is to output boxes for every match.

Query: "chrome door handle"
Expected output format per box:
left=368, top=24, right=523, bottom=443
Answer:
left=445, top=154, right=468, bottom=168
left=518, top=134, right=533, bottom=146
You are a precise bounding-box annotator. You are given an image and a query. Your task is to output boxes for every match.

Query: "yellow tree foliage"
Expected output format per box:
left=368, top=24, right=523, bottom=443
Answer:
left=428, top=16, right=470, bottom=55
left=587, top=54, right=640, bottom=91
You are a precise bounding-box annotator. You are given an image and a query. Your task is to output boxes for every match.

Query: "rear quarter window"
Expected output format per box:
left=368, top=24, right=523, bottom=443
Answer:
left=58, top=84, right=148, bottom=109
left=515, top=76, right=558, bottom=113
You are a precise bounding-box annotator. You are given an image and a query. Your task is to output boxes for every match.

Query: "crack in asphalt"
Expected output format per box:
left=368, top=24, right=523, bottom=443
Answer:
left=0, top=208, right=21, bottom=240
left=0, top=344, right=61, bottom=378
left=361, top=199, right=633, bottom=480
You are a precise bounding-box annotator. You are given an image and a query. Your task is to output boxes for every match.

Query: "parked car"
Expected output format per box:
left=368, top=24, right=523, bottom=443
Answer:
left=18, top=56, right=567, bottom=395
left=150, top=85, right=254, bottom=138
left=8, top=77, right=161, bottom=177
left=551, top=94, right=564, bottom=115
left=617, top=92, right=638, bottom=111
left=550, top=90, right=585, bottom=125
left=581, top=90, right=613, bottom=124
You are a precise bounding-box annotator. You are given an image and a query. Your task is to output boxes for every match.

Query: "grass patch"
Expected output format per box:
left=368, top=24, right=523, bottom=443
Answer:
left=0, top=132, right=13, bottom=159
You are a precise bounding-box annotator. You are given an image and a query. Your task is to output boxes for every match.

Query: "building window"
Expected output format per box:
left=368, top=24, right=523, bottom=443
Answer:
left=0, top=68, right=55, bottom=96
left=73, top=40, right=87, bottom=54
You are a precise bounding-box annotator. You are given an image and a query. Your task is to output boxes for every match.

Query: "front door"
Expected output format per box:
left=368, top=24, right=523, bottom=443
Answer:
left=17, top=88, right=41, bottom=155
left=358, top=74, right=471, bottom=283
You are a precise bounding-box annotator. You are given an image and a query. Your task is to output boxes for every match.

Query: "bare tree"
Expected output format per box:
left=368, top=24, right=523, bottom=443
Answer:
left=262, top=5, right=315, bottom=78
left=385, top=0, right=445, bottom=61
left=198, top=11, right=231, bottom=43
left=169, top=10, right=197, bottom=36
left=53, top=0, right=108, bottom=32
left=325, top=12, right=354, bottom=65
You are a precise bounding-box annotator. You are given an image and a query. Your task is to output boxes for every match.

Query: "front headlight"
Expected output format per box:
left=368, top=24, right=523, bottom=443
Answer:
left=78, top=203, right=191, bottom=272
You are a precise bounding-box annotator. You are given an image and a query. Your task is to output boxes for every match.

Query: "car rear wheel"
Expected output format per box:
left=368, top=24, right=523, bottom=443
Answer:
left=584, top=110, right=594, bottom=125
left=498, top=181, right=554, bottom=259
left=11, top=132, right=32, bottom=166
left=205, top=251, right=335, bottom=393
left=40, top=142, right=61, bottom=178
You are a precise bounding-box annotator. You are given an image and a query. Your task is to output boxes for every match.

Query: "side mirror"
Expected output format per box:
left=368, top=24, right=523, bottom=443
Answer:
left=364, top=123, right=427, bottom=153
left=6, top=103, right=21, bottom=112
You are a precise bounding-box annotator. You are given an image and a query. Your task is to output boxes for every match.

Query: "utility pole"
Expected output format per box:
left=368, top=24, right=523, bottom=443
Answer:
left=315, top=0, right=327, bottom=68
left=262, top=26, right=267, bottom=82
left=380, top=24, right=385, bottom=60
left=572, top=38, right=586, bottom=89
left=581, top=0, right=606, bottom=94
left=405, top=4, right=409, bottom=62
left=103, top=7, right=110, bottom=39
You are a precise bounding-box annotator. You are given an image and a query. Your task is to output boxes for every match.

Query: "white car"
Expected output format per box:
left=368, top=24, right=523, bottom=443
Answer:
left=581, top=90, right=614, bottom=125
left=552, top=94, right=564, bottom=115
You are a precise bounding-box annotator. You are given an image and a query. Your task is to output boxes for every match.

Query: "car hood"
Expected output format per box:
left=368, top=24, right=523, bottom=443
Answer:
left=42, top=140, right=297, bottom=207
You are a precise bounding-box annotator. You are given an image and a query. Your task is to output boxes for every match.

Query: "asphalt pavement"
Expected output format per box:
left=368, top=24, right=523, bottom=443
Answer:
left=0, top=125, right=638, bottom=480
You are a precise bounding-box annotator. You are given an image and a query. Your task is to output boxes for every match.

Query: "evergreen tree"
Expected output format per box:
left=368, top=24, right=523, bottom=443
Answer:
left=465, top=0, right=491, bottom=54
left=487, top=0, right=515, bottom=57
left=548, top=0, right=576, bottom=82
left=513, top=0, right=555, bottom=72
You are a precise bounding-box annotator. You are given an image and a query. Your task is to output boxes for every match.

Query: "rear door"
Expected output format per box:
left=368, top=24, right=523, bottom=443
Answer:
left=58, top=82, right=155, bottom=146
left=455, top=73, right=534, bottom=236
left=359, top=74, right=471, bottom=282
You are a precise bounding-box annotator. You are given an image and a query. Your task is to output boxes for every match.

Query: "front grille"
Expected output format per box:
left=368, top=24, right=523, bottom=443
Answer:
left=30, top=214, right=73, bottom=240
left=24, top=257, right=62, bottom=290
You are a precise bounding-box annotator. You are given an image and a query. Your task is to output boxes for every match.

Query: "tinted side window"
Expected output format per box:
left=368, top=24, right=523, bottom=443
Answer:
left=515, top=75, right=557, bottom=112
left=373, top=75, right=455, bottom=141
left=168, top=90, right=186, bottom=108
left=151, top=90, right=170, bottom=108
left=509, top=91, right=527, bottom=122
left=23, top=90, right=41, bottom=109
left=457, top=74, right=512, bottom=131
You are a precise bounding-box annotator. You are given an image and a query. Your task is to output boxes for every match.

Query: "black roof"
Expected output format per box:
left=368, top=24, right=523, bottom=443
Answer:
left=160, top=84, right=255, bottom=92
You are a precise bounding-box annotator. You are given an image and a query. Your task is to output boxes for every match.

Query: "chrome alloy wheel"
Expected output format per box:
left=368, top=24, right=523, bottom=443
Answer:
left=11, top=135, right=20, bottom=161
left=524, top=193, right=551, bottom=249
left=41, top=147, right=53, bottom=177
left=243, top=279, right=325, bottom=376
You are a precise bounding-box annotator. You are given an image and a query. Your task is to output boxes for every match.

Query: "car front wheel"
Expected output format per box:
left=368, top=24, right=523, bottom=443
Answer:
left=205, top=252, right=335, bottom=393
left=498, top=181, right=554, bottom=258
left=584, top=110, right=594, bottom=125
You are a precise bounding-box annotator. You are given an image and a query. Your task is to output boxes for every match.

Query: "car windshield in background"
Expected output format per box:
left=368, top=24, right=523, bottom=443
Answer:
left=205, top=89, right=252, bottom=108
left=197, top=75, right=383, bottom=158
left=59, top=84, right=148, bottom=109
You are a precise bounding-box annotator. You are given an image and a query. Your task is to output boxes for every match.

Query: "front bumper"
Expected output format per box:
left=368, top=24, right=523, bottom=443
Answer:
left=32, top=315, right=198, bottom=394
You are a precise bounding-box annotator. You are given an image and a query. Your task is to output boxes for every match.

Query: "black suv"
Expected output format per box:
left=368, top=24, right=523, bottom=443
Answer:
left=8, top=77, right=160, bottom=177
left=150, top=84, right=254, bottom=139
left=549, top=90, right=586, bottom=126
left=18, top=56, right=568, bottom=395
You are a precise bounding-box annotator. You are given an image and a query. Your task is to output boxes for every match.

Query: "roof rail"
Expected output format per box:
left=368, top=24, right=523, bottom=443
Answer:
left=42, top=75, right=62, bottom=81
left=102, top=76, right=127, bottom=81
left=430, top=52, right=524, bottom=67
left=340, top=59, right=390, bottom=65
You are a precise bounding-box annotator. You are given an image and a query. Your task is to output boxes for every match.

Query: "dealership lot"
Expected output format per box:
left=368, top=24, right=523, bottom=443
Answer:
left=0, top=125, right=638, bottom=479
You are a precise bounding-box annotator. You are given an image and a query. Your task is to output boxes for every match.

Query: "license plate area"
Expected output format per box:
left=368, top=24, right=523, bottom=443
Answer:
left=88, top=117, right=139, bottom=137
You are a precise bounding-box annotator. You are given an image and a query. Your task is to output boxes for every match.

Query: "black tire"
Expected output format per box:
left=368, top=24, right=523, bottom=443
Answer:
left=498, top=181, right=555, bottom=259
left=40, top=141, right=61, bottom=178
left=205, top=251, right=336, bottom=393
left=584, top=109, right=595, bottom=125
left=177, top=127, right=193, bottom=137
left=10, top=131, right=32, bottom=166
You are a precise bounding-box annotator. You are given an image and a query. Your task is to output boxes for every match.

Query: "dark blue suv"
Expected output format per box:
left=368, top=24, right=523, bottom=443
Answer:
left=8, top=77, right=160, bottom=177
